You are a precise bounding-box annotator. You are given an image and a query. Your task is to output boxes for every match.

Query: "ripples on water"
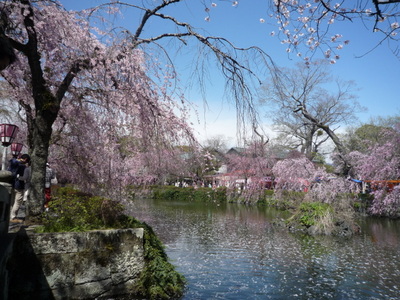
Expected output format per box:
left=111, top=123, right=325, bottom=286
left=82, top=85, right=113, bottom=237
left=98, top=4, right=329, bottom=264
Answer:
left=130, top=199, right=400, bottom=299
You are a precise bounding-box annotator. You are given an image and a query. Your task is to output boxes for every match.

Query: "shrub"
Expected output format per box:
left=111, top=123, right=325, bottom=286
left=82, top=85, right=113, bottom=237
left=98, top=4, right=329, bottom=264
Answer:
left=277, top=190, right=306, bottom=202
left=118, top=216, right=186, bottom=299
left=272, top=189, right=306, bottom=208
left=214, top=186, right=228, bottom=202
left=297, top=202, right=333, bottom=227
left=151, top=186, right=227, bottom=203
left=37, top=187, right=125, bottom=232
left=255, top=190, right=273, bottom=204
left=288, top=202, right=336, bottom=235
left=264, top=190, right=274, bottom=197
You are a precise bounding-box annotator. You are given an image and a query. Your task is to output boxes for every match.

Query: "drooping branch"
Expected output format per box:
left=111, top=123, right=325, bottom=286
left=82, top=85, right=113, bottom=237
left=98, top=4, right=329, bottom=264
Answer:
left=253, top=124, right=269, bottom=146
left=98, top=0, right=277, bottom=137
left=127, top=4, right=267, bottom=85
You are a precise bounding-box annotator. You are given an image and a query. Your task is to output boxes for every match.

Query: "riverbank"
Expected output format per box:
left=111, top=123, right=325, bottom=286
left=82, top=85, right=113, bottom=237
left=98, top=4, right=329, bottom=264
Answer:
left=147, top=185, right=375, bottom=237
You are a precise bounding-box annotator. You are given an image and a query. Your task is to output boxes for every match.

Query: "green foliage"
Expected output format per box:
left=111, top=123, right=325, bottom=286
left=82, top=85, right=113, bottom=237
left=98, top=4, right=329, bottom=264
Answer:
left=256, top=190, right=278, bottom=205
left=228, top=189, right=292, bottom=209
left=360, top=193, right=375, bottom=212
left=119, top=216, right=186, bottom=299
left=277, top=190, right=306, bottom=202
left=359, top=193, right=374, bottom=202
left=264, top=190, right=274, bottom=197
left=296, top=202, right=333, bottom=227
left=214, top=186, right=228, bottom=202
left=323, top=164, right=336, bottom=173
left=345, top=124, right=389, bottom=153
left=258, top=197, right=292, bottom=210
left=269, top=190, right=306, bottom=209
left=152, top=186, right=227, bottom=202
left=37, top=187, right=125, bottom=232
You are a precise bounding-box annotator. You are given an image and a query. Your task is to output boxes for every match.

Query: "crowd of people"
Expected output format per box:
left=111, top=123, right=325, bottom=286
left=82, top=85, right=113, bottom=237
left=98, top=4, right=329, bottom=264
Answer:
left=7, top=154, right=56, bottom=224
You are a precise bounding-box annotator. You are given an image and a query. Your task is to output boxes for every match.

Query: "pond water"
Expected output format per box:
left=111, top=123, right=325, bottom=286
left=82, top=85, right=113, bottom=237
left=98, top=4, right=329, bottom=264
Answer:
left=128, top=198, right=400, bottom=299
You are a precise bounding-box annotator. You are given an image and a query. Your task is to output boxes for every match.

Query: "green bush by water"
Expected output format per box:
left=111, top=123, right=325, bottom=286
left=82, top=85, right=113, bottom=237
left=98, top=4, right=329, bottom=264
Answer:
left=36, top=187, right=125, bottom=232
left=286, top=202, right=337, bottom=235
left=117, top=216, right=186, bottom=300
left=152, top=185, right=227, bottom=202
left=297, top=202, right=333, bottom=227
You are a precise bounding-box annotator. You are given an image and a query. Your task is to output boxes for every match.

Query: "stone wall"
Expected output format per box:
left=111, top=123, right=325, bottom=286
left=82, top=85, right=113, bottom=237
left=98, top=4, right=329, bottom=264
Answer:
left=0, top=170, right=13, bottom=235
left=5, top=227, right=145, bottom=300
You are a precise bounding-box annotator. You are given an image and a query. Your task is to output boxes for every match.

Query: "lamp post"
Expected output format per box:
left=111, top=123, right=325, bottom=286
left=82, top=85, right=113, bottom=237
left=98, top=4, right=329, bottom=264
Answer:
left=0, top=123, right=19, bottom=170
left=11, top=142, right=23, bottom=157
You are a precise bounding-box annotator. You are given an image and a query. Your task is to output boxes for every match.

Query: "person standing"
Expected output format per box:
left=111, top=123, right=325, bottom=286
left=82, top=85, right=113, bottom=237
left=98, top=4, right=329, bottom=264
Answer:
left=44, top=163, right=56, bottom=209
left=23, top=157, right=32, bottom=203
left=9, top=154, right=31, bottom=223
left=7, top=154, right=20, bottom=174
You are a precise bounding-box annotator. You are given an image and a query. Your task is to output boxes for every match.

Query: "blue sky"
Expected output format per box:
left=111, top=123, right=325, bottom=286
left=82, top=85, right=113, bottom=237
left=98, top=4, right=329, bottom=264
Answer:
left=61, top=0, right=399, bottom=146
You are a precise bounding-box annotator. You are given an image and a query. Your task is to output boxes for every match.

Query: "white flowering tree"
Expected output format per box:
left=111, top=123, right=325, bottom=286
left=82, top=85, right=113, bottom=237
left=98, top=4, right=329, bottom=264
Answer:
left=198, top=1, right=400, bottom=62
left=267, top=0, right=400, bottom=62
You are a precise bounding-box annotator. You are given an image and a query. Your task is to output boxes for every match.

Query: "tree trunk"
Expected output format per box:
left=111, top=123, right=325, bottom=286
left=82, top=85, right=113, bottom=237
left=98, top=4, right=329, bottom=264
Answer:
left=319, top=123, right=351, bottom=174
left=13, top=0, right=62, bottom=217
left=27, top=110, right=56, bottom=217
left=301, top=109, right=351, bottom=174
left=304, top=130, right=314, bottom=160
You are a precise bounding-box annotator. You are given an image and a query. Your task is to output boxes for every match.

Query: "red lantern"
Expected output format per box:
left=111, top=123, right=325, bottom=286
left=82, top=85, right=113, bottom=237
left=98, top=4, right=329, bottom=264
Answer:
left=10, top=143, right=23, bottom=156
left=0, top=124, right=19, bottom=147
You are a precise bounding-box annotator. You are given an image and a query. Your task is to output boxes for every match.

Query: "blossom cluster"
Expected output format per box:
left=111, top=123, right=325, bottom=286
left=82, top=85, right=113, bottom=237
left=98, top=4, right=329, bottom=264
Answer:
left=203, top=0, right=400, bottom=63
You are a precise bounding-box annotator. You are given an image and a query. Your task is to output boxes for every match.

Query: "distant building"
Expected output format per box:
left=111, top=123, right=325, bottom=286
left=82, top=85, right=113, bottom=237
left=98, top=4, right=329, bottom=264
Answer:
left=226, top=147, right=246, bottom=156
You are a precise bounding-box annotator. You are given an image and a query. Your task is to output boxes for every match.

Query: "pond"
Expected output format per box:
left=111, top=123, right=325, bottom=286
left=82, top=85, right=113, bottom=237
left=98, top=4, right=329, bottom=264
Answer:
left=128, top=198, right=400, bottom=299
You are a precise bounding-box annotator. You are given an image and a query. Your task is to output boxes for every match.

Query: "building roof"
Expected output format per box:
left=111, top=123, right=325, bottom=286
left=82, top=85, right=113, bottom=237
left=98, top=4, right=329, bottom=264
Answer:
left=226, top=147, right=246, bottom=155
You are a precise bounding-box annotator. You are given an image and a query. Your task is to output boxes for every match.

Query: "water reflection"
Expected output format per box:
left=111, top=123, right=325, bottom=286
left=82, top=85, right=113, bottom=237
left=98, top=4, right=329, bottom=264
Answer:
left=129, top=199, right=400, bottom=299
